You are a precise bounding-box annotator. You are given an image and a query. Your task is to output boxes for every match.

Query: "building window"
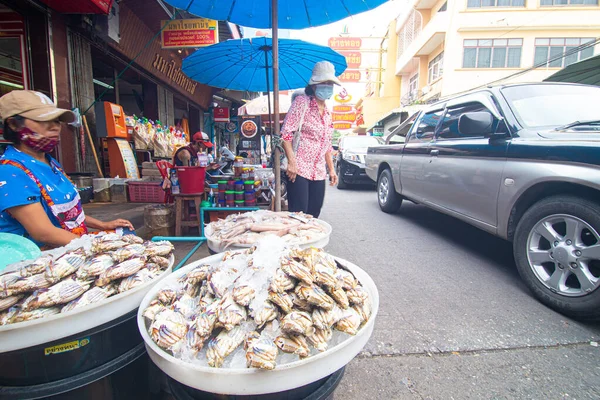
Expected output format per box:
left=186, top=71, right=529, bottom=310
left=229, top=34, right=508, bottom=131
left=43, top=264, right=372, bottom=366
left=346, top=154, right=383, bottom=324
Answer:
left=467, top=0, right=525, bottom=7
left=409, top=74, right=419, bottom=95
left=534, top=38, right=595, bottom=68
left=397, top=10, right=423, bottom=58
left=541, top=0, right=597, bottom=5
left=463, top=39, right=522, bottom=68
left=428, top=52, right=444, bottom=83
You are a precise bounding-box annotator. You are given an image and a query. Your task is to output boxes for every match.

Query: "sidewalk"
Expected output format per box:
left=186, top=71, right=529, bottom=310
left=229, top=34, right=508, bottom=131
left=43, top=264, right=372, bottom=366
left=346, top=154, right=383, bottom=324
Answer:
left=83, top=202, right=212, bottom=266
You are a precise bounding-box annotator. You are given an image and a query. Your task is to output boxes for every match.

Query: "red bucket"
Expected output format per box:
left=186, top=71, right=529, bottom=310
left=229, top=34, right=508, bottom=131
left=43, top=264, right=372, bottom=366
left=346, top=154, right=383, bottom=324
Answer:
left=176, top=166, right=206, bottom=194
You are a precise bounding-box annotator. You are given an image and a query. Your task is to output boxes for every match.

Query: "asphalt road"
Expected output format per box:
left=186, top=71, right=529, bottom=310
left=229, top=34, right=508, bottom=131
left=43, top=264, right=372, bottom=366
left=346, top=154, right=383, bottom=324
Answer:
left=319, top=184, right=600, bottom=400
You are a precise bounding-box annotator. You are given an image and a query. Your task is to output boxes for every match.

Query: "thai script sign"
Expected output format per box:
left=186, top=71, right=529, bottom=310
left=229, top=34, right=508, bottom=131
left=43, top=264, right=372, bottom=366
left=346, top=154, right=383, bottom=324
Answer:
left=161, top=18, right=218, bottom=49
left=328, top=37, right=362, bottom=50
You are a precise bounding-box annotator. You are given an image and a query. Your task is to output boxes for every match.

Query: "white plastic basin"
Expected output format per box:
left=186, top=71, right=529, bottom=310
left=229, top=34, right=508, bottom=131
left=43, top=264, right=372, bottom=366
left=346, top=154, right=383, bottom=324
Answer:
left=0, top=255, right=174, bottom=353
left=205, top=219, right=332, bottom=253
left=137, top=252, right=378, bottom=395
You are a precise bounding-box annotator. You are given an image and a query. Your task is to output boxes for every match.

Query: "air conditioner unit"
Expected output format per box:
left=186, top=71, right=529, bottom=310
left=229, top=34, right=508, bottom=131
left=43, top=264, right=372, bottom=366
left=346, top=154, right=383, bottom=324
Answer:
left=97, top=1, right=120, bottom=43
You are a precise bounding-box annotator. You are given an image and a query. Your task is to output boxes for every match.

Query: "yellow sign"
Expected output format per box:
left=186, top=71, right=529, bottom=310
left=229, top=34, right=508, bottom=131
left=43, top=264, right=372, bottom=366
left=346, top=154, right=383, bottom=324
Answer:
left=45, top=337, right=90, bottom=356
left=333, top=123, right=352, bottom=130
left=161, top=18, right=218, bottom=49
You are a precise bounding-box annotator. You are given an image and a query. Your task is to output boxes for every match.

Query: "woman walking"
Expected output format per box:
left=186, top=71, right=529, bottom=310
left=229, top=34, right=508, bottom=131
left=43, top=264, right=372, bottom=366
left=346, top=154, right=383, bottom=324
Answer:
left=281, top=61, right=340, bottom=218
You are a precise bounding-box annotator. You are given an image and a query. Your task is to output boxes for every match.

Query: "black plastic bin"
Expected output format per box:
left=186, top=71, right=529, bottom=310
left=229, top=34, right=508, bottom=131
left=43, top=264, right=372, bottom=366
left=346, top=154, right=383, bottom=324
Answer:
left=166, top=366, right=345, bottom=400
left=0, top=310, right=153, bottom=399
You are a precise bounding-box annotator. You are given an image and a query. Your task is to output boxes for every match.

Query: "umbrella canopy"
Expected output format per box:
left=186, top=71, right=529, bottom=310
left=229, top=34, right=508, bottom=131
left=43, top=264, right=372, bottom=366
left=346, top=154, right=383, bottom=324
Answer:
left=545, top=54, right=600, bottom=87
left=182, top=37, right=347, bottom=92
left=165, top=0, right=390, bottom=29
left=238, top=93, right=292, bottom=116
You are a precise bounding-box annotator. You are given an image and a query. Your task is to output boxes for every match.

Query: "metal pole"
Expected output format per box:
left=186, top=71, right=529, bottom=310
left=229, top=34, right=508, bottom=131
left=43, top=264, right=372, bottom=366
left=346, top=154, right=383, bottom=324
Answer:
left=272, top=0, right=281, bottom=212
left=264, top=50, right=273, bottom=138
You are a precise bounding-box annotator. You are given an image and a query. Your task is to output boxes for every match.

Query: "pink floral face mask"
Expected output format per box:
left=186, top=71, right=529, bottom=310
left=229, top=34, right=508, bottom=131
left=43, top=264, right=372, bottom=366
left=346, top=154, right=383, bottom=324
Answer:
left=18, top=127, right=60, bottom=153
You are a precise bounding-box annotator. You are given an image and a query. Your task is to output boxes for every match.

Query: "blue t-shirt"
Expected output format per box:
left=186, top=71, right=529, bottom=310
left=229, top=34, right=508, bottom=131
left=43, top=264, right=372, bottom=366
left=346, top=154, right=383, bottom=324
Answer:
left=0, top=145, right=84, bottom=244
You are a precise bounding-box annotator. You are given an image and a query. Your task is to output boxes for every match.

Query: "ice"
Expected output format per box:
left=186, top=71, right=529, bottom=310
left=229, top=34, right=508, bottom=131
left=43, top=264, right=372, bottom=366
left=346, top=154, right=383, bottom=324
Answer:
left=276, top=352, right=299, bottom=366
left=329, top=329, right=350, bottom=349
left=193, top=346, right=209, bottom=367
left=225, top=347, right=248, bottom=369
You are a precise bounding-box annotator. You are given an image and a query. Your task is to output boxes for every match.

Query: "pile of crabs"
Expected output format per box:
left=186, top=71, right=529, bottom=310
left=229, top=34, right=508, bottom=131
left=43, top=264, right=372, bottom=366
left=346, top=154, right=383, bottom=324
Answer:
left=142, top=238, right=371, bottom=370
left=0, top=233, right=173, bottom=325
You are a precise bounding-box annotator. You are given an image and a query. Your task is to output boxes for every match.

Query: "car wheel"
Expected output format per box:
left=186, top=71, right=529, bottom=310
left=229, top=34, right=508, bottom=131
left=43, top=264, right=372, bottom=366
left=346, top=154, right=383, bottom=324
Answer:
left=336, top=163, right=347, bottom=190
left=513, top=195, right=600, bottom=320
left=377, top=169, right=402, bottom=213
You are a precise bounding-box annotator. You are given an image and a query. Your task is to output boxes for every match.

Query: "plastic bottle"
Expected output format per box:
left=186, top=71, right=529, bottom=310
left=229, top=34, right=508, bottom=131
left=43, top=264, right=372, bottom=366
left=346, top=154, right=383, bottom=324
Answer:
left=198, top=152, right=208, bottom=167
left=208, top=188, right=215, bottom=206
left=170, top=169, right=180, bottom=195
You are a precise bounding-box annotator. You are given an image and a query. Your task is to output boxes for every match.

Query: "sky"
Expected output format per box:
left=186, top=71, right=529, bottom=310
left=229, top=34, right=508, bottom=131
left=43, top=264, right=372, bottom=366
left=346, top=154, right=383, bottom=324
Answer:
left=242, top=0, right=407, bottom=106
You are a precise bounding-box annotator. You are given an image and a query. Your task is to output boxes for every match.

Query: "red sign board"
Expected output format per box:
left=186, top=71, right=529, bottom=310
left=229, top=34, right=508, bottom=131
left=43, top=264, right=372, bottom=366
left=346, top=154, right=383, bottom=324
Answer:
left=333, top=105, right=353, bottom=113
left=213, top=107, right=230, bottom=123
left=339, top=70, right=361, bottom=83
left=328, top=37, right=362, bottom=50
left=340, top=51, right=362, bottom=68
left=161, top=19, right=218, bottom=49
left=333, top=123, right=352, bottom=130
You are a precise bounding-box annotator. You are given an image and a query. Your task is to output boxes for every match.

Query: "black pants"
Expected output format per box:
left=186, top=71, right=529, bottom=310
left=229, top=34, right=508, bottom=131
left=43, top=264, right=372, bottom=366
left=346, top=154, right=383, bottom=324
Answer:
left=286, top=175, right=326, bottom=218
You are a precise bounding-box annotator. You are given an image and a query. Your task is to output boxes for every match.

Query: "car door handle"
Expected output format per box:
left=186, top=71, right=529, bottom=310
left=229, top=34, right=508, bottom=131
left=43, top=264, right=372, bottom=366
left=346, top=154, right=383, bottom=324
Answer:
left=430, top=149, right=439, bottom=157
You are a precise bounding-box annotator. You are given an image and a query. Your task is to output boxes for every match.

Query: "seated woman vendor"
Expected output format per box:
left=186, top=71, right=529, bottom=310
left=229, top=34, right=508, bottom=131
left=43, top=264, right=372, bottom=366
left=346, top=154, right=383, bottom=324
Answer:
left=0, top=90, right=133, bottom=248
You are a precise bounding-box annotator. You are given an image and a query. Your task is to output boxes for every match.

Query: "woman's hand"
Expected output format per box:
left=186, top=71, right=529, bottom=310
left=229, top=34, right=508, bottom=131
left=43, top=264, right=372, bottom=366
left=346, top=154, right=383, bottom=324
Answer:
left=286, top=158, right=298, bottom=182
left=102, top=219, right=134, bottom=231
left=329, top=171, right=338, bottom=186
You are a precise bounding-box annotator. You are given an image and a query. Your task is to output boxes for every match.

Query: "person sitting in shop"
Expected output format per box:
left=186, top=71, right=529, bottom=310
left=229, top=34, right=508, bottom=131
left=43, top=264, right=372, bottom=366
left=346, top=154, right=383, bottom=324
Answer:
left=0, top=90, right=133, bottom=248
left=172, top=131, right=218, bottom=170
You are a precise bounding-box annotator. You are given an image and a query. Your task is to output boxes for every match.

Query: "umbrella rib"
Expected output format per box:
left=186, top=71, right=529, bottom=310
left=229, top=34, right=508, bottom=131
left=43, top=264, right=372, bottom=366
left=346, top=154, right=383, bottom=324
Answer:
left=303, top=0, right=312, bottom=27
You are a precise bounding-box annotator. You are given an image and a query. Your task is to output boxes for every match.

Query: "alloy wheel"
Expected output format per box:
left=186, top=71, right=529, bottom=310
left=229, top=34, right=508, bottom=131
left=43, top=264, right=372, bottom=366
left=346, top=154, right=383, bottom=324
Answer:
left=378, top=175, right=389, bottom=205
left=527, top=214, right=600, bottom=297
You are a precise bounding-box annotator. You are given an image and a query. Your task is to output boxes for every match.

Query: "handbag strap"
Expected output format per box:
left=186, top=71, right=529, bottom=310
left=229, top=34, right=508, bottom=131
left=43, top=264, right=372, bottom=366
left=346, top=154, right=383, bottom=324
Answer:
left=292, top=97, right=310, bottom=152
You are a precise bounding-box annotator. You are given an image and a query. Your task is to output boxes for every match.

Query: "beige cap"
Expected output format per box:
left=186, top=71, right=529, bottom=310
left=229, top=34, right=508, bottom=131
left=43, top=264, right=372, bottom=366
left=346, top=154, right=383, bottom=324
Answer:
left=0, top=90, right=76, bottom=123
left=308, top=61, right=342, bottom=86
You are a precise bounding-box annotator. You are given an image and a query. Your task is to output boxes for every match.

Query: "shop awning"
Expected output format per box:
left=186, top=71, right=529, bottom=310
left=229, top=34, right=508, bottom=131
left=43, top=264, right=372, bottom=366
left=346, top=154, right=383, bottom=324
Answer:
left=38, top=0, right=113, bottom=14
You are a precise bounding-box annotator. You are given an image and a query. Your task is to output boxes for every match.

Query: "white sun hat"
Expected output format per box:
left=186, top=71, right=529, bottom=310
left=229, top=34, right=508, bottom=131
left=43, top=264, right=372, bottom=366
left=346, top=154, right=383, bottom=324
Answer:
left=308, top=61, right=342, bottom=86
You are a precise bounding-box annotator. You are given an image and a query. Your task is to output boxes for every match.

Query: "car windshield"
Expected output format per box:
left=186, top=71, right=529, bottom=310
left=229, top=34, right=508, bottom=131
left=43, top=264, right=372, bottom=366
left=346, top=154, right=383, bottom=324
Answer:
left=501, top=84, right=600, bottom=130
left=342, top=136, right=382, bottom=149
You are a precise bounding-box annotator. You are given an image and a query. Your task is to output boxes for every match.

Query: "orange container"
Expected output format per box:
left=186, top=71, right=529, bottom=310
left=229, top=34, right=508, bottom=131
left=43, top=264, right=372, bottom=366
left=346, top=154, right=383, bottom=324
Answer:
left=176, top=166, right=206, bottom=194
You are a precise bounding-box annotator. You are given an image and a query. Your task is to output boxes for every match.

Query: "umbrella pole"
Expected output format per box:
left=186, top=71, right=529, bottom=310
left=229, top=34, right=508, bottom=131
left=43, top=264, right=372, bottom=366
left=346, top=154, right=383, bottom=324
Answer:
left=272, top=0, right=282, bottom=212
left=264, top=50, right=273, bottom=150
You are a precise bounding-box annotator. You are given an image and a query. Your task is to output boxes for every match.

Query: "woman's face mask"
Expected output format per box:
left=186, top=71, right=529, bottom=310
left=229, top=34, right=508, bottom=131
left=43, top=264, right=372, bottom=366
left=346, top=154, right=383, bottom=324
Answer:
left=315, top=84, right=334, bottom=101
left=18, top=126, right=60, bottom=153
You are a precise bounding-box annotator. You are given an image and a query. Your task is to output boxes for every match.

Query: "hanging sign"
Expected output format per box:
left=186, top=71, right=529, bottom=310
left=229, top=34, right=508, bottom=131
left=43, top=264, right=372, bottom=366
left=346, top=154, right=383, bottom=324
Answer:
left=333, top=122, right=352, bottom=130
left=328, top=37, right=362, bottom=50
left=332, top=112, right=356, bottom=123
left=334, top=88, right=353, bottom=104
left=340, top=51, right=362, bottom=68
left=333, top=105, right=353, bottom=113
left=339, top=70, right=361, bottom=83
left=213, top=107, right=230, bottom=123
left=239, top=116, right=261, bottom=139
left=161, top=18, right=218, bottom=49
left=226, top=121, right=238, bottom=133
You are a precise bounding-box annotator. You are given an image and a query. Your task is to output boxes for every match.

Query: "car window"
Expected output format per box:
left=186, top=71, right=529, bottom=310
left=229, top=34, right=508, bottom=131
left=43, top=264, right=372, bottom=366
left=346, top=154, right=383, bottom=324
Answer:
left=437, top=103, right=492, bottom=139
left=410, top=110, right=443, bottom=142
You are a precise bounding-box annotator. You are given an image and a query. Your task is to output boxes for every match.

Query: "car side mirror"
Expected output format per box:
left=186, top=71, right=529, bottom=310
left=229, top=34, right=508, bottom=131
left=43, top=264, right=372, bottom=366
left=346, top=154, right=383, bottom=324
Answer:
left=458, top=111, right=494, bottom=137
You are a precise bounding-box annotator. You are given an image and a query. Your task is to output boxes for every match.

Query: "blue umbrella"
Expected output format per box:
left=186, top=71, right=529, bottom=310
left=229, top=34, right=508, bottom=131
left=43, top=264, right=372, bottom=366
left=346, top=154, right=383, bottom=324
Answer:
left=166, top=0, right=390, bottom=29
left=182, top=37, right=347, bottom=92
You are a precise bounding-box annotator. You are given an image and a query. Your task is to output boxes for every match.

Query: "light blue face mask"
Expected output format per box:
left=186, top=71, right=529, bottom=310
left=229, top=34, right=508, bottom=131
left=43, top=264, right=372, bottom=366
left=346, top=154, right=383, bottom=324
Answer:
left=315, top=84, right=334, bottom=101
